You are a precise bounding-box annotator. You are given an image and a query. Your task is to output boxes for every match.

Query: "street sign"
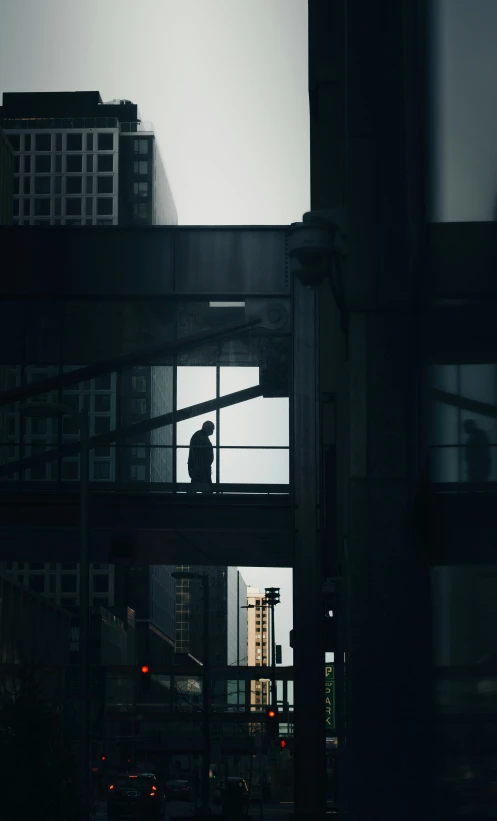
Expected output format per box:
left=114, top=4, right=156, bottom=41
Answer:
left=325, top=665, right=335, bottom=731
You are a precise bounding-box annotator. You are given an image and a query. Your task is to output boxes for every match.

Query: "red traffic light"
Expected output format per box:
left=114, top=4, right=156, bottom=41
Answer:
left=100, top=755, right=106, bottom=761
left=280, top=739, right=286, bottom=749
left=141, top=665, right=149, bottom=674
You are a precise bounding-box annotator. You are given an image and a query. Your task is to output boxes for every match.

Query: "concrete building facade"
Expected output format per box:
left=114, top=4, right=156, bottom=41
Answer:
left=246, top=587, right=271, bottom=709
left=0, top=126, right=13, bottom=225
left=0, top=91, right=177, bottom=227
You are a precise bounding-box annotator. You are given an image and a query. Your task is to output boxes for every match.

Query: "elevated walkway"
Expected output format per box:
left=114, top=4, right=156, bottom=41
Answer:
left=0, top=485, right=292, bottom=566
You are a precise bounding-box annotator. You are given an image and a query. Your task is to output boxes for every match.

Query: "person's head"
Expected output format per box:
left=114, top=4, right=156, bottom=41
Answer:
left=463, top=419, right=476, bottom=434
left=202, top=420, right=215, bottom=436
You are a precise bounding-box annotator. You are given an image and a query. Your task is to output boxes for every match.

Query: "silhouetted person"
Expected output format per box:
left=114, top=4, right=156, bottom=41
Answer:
left=188, top=420, right=215, bottom=487
left=463, top=419, right=491, bottom=482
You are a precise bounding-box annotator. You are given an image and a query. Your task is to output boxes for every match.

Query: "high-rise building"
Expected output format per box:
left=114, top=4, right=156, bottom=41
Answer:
left=246, top=587, right=271, bottom=709
left=175, top=567, right=247, bottom=702
left=0, top=92, right=177, bottom=661
left=0, top=91, right=177, bottom=226
left=0, top=126, right=14, bottom=225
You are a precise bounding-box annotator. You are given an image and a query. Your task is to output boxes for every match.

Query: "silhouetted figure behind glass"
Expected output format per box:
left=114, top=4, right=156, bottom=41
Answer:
left=188, top=420, right=215, bottom=487
left=463, top=419, right=491, bottom=482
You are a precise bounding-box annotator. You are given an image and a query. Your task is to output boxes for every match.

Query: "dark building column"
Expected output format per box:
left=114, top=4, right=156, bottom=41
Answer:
left=308, top=1, right=433, bottom=819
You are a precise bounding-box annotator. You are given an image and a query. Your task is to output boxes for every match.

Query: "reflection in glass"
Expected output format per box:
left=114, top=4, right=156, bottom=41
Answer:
left=429, top=364, right=497, bottom=482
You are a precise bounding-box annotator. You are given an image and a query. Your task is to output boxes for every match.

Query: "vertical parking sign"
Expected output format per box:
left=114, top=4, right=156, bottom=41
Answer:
left=325, top=665, right=335, bottom=732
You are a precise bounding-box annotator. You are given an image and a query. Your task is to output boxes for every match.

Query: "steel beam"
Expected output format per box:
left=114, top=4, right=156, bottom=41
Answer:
left=292, top=278, right=326, bottom=816
left=0, top=384, right=263, bottom=478
left=0, top=318, right=260, bottom=409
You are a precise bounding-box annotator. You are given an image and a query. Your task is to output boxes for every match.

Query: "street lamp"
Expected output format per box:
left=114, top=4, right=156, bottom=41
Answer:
left=171, top=571, right=210, bottom=817
left=19, top=401, right=90, bottom=820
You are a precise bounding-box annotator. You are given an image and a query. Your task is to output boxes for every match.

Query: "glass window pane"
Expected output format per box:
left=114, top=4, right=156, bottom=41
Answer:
left=35, top=133, right=51, bottom=151
left=98, top=133, right=113, bottom=151
left=66, top=155, right=82, bottom=173
left=429, top=2, right=497, bottom=222
left=34, top=177, right=51, bottom=195
left=66, top=133, right=82, bottom=151
left=66, top=198, right=82, bottom=216
left=220, top=448, right=289, bottom=485
left=35, top=155, right=51, bottom=173
left=86, top=133, right=93, bottom=151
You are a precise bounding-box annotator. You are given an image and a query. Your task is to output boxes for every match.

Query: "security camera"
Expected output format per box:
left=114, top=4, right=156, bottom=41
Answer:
left=287, top=221, right=334, bottom=287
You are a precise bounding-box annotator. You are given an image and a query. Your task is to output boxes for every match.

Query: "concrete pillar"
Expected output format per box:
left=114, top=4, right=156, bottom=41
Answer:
left=292, top=279, right=326, bottom=818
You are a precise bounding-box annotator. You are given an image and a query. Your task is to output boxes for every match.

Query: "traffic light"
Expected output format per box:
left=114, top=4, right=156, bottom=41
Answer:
left=279, top=739, right=287, bottom=750
left=266, top=707, right=279, bottom=739
left=140, top=664, right=151, bottom=690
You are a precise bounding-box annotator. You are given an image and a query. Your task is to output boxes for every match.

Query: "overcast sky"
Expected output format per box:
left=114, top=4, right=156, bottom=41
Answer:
left=0, top=0, right=309, bottom=666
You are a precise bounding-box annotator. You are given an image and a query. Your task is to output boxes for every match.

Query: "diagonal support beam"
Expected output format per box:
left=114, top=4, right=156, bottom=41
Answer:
left=0, top=318, right=260, bottom=408
left=0, top=385, right=263, bottom=478
left=431, top=388, right=497, bottom=419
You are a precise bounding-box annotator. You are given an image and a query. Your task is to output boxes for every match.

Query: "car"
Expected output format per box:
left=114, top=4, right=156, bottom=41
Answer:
left=221, top=777, right=250, bottom=818
left=165, top=779, right=192, bottom=801
left=107, top=772, right=164, bottom=818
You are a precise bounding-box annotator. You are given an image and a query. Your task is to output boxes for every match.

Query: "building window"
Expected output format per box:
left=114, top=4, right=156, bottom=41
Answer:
left=55, top=155, right=62, bottom=173
left=131, top=445, right=147, bottom=458
left=98, top=133, right=113, bottom=151
left=55, top=133, right=62, bottom=151
left=86, top=154, right=93, bottom=172
left=66, top=199, right=82, bottom=216
left=23, top=199, right=31, bottom=217
left=29, top=575, right=45, bottom=593
left=13, top=178, right=19, bottom=195
left=256, top=628, right=260, bottom=633
left=66, top=155, right=82, bottom=173
left=93, top=417, right=110, bottom=436
left=131, top=398, right=147, bottom=415
left=23, top=155, right=30, bottom=173
left=256, top=641, right=261, bottom=646
left=131, top=375, right=147, bottom=392
left=97, top=154, right=113, bottom=172
left=54, top=176, right=62, bottom=194
left=54, top=198, right=61, bottom=217
left=133, top=182, right=148, bottom=198
left=35, top=155, right=51, bottom=173
left=14, top=156, right=20, bottom=173
left=131, top=464, right=146, bottom=481
left=97, top=176, right=113, bottom=194
left=66, top=177, right=82, bottom=195
left=12, top=200, right=19, bottom=217
left=23, top=177, right=30, bottom=195
left=133, top=160, right=148, bottom=175
left=133, top=203, right=148, bottom=219
left=93, top=462, right=110, bottom=481
left=49, top=575, right=56, bottom=593
left=92, top=574, right=109, bottom=593
left=86, top=133, right=93, bottom=151
left=66, top=133, right=82, bottom=151
left=86, top=177, right=93, bottom=195
left=61, top=574, right=77, bottom=593
left=35, top=133, right=51, bottom=151
left=96, top=198, right=113, bottom=216
left=85, top=198, right=93, bottom=217
left=133, top=139, right=149, bottom=155
left=24, top=134, right=31, bottom=151
left=94, top=394, right=111, bottom=412
left=8, top=134, right=20, bottom=152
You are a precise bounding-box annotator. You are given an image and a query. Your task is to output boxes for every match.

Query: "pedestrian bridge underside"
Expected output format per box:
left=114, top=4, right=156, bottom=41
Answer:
left=0, top=226, right=293, bottom=568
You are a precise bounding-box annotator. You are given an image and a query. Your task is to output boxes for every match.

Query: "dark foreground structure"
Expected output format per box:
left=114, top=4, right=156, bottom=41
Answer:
left=0, top=3, right=496, bottom=820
